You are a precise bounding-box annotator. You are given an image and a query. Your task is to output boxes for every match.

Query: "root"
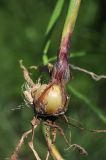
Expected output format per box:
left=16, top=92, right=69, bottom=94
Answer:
left=19, top=60, right=35, bottom=87
left=10, top=117, right=40, bottom=160
left=65, top=143, right=88, bottom=155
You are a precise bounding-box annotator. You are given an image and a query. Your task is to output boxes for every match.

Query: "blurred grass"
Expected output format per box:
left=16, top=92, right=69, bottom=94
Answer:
left=0, top=0, right=106, bottom=160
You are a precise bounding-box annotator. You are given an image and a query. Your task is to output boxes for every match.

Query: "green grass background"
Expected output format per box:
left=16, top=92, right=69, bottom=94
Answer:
left=0, top=0, right=106, bottom=159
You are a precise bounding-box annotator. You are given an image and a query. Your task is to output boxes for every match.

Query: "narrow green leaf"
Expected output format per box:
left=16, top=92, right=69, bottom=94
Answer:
left=45, top=0, right=64, bottom=36
left=43, top=0, right=64, bottom=64
left=69, top=86, right=106, bottom=124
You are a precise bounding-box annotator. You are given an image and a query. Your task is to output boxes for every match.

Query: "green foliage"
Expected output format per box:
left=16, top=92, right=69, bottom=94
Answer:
left=43, top=0, right=64, bottom=64
left=69, top=86, right=106, bottom=124
left=0, top=0, right=106, bottom=160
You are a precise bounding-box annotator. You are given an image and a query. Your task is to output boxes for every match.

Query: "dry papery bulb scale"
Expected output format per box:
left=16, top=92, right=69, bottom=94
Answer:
left=19, top=59, right=68, bottom=117
left=20, top=55, right=70, bottom=119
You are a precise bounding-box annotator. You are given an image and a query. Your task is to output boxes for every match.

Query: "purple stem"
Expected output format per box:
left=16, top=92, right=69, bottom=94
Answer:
left=52, top=33, right=71, bottom=84
left=51, top=0, right=81, bottom=84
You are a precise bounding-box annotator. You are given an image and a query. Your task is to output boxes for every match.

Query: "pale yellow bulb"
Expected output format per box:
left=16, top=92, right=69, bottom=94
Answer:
left=43, top=84, right=63, bottom=114
left=33, top=83, right=68, bottom=116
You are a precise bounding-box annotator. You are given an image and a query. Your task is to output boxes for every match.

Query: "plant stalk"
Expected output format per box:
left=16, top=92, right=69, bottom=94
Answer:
left=59, top=0, right=81, bottom=60
left=43, top=125, right=64, bottom=160
left=52, top=0, right=81, bottom=83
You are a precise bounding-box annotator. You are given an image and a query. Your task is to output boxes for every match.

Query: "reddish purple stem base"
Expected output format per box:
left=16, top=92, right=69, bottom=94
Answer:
left=52, top=35, right=71, bottom=84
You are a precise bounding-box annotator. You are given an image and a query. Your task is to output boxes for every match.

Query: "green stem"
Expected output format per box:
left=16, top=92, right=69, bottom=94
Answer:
left=59, top=0, right=81, bottom=59
left=62, top=0, right=81, bottom=39
left=52, top=0, right=81, bottom=83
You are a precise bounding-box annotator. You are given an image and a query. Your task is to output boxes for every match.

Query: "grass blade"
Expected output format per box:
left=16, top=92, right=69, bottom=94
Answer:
left=43, top=0, right=64, bottom=65
left=69, top=86, right=106, bottom=124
